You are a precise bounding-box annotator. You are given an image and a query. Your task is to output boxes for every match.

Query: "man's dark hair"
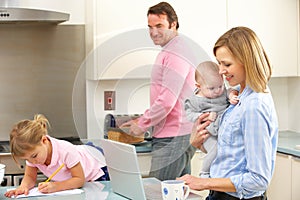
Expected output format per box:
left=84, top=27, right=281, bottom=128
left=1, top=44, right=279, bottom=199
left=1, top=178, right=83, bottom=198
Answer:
left=147, top=2, right=179, bottom=30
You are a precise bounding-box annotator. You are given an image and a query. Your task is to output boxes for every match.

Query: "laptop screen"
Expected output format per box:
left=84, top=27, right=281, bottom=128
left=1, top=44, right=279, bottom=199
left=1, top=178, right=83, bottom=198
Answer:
left=100, top=139, right=147, bottom=199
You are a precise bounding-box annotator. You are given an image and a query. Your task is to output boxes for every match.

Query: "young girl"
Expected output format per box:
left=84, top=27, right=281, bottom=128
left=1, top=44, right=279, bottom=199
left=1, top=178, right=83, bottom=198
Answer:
left=5, top=114, right=109, bottom=198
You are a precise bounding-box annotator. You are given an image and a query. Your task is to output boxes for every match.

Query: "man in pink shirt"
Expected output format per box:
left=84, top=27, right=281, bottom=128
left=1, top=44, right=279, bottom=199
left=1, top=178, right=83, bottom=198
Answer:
left=121, top=2, right=197, bottom=180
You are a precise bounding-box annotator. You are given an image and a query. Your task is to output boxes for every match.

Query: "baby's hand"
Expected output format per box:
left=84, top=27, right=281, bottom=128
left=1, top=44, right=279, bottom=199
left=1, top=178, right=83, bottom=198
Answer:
left=229, top=95, right=239, bottom=105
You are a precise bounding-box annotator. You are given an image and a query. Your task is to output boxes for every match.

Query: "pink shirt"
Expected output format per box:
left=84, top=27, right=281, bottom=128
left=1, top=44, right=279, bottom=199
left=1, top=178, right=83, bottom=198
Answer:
left=26, top=136, right=106, bottom=181
left=138, top=36, right=196, bottom=138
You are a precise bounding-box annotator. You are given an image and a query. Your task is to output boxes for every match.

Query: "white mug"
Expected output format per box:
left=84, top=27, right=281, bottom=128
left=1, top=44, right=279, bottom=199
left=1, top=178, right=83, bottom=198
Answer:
left=161, top=180, right=190, bottom=200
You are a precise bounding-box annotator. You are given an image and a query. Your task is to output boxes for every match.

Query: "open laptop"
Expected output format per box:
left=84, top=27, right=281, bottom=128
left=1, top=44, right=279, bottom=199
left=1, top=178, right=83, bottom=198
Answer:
left=99, top=139, right=202, bottom=200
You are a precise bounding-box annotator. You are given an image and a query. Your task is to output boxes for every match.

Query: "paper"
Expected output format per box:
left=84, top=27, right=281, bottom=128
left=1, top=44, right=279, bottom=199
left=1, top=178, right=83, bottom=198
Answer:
left=7, top=187, right=84, bottom=198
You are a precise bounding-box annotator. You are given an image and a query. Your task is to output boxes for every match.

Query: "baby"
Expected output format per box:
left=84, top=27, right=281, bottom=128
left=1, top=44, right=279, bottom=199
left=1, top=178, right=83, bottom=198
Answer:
left=185, top=61, right=238, bottom=177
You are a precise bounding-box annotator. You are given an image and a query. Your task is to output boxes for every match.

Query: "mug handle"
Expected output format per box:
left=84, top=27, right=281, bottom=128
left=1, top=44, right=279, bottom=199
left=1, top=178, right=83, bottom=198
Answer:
left=183, top=185, right=190, bottom=199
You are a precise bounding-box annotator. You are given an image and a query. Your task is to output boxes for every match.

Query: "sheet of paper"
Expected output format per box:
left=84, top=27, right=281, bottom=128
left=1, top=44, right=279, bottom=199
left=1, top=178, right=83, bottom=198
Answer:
left=7, top=187, right=84, bottom=198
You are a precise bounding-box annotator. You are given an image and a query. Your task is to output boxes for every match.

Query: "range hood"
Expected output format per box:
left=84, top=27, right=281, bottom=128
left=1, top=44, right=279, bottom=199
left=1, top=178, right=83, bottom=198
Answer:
left=0, top=7, right=70, bottom=24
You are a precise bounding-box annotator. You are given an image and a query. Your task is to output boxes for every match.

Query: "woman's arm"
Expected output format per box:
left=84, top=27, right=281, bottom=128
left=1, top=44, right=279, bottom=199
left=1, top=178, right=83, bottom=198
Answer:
left=177, top=174, right=236, bottom=192
left=38, top=162, right=85, bottom=193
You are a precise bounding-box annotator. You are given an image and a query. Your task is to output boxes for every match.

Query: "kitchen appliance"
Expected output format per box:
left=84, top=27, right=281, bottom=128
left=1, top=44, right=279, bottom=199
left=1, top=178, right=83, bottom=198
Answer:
left=0, top=0, right=69, bottom=24
left=0, top=7, right=69, bottom=24
left=104, top=114, right=153, bottom=153
left=104, top=114, right=152, bottom=142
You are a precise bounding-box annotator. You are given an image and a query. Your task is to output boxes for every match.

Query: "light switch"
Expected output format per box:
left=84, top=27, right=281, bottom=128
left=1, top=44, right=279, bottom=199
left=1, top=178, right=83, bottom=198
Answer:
left=104, top=91, right=115, bottom=110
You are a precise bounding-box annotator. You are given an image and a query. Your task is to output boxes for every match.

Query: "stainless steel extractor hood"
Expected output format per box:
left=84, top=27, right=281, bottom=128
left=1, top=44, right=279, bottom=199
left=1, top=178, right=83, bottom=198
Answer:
left=0, top=7, right=70, bottom=24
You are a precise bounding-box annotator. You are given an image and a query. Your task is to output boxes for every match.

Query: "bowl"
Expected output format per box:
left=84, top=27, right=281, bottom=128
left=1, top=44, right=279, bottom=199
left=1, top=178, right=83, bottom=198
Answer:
left=0, top=164, right=5, bottom=184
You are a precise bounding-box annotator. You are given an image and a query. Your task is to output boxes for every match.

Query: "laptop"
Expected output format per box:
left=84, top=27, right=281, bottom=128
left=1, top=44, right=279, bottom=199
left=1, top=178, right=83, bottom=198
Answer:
left=99, top=139, right=202, bottom=200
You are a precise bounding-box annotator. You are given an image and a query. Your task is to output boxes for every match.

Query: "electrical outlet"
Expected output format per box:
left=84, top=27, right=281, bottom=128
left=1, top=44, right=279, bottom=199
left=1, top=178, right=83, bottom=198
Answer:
left=104, top=91, right=115, bottom=110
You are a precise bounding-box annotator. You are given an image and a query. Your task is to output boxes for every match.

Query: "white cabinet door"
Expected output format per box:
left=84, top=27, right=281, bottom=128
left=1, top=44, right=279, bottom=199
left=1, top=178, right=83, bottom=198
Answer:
left=268, top=153, right=292, bottom=200
left=292, top=157, right=300, bottom=200
left=87, top=0, right=227, bottom=80
left=227, top=0, right=298, bottom=77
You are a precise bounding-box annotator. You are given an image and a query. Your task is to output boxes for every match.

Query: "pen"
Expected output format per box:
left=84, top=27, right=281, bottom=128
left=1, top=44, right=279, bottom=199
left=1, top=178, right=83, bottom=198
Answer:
left=44, top=163, right=65, bottom=182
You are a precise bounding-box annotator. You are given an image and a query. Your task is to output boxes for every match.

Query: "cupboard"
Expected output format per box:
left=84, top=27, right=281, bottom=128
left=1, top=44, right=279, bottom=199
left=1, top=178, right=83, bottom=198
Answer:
left=227, top=0, right=298, bottom=77
left=268, top=153, right=300, bottom=200
left=87, top=0, right=299, bottom=81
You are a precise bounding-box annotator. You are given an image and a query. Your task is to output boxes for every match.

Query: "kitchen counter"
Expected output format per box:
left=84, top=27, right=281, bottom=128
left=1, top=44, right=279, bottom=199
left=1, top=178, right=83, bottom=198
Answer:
left=0, top=181, right=119, bottom=199
left=0, top=178, right=203, bottom=200
left=81, top=139, right=152, bottom=153
left=277, top=130, right=300, bottom=157
left=0, top=181, right=128, bottom=199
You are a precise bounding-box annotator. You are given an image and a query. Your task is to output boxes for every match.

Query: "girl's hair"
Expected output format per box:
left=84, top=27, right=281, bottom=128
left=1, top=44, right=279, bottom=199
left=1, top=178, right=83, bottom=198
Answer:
left=147, top=2, right=179, bottom=30
left=10, top=114, right=50, bottom=163
left=213, top=26, right=272, bottom=93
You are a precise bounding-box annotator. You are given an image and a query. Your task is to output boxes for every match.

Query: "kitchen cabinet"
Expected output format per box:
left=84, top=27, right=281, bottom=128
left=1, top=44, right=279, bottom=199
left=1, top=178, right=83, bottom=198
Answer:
left=85, top=0, right=227, bottom=80
left=227, top=0, right=298, bottom=77
left=137, top=152, right=152, bottom=177
left=268, top=153, right=292, bottom=200
left=268, top=152, right=300, bottom=200
left=291, top=157, right=300, bottom=199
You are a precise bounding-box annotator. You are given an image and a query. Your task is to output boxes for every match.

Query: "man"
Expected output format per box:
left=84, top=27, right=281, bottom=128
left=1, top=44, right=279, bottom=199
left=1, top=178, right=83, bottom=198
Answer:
left=121, top=2, right=197, bottom=181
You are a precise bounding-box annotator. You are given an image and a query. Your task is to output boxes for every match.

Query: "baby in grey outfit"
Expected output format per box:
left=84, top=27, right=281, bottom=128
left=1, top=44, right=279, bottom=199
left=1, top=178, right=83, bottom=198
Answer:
left=185, top=61, right=238, bottom=177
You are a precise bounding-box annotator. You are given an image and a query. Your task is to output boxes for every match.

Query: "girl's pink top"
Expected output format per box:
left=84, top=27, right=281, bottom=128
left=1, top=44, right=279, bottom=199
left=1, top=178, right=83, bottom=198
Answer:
left=27, top=136, right=106, bottom=181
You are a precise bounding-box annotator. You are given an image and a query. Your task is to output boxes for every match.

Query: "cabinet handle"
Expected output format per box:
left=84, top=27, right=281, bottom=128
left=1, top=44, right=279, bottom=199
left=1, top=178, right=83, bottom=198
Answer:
left=291, top=156, right=300, bottom=162
left=277, top=152, right=291, bottom=158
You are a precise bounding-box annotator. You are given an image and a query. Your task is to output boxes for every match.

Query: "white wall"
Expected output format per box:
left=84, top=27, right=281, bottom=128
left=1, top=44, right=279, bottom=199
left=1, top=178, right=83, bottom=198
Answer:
left=287, top=78, right=300, bottom=132
left=87, top=79, right=150, bottom=139
left=269, top=78, right=289, bottom=131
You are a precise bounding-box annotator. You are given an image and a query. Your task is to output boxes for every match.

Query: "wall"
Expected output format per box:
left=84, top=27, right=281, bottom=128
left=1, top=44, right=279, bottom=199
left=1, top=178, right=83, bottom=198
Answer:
left=89, top=79, right=150, bottom=139
left=287, top=78, right=300, bottom=132
left=0, top=24, right=86, bottom=141
left=269, top=77, right=300, bottom=133
left=269, top=78, right=289, bottom=131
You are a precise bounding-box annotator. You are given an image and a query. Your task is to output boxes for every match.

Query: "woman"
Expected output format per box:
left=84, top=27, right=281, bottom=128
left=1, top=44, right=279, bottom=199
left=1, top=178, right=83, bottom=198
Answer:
left=178, top=26, right=278, bottom=200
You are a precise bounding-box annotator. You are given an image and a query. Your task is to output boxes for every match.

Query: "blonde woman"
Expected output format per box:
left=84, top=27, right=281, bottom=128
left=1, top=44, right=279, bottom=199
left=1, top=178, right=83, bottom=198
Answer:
left=5, top=114, right=108, bottom=198
left=179, top=27, right=278, bottom=200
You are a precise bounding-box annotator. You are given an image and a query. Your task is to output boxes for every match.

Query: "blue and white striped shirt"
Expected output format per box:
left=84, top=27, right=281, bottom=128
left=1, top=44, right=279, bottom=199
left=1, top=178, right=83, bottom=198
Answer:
left=210, top=86, right=278, bottom=199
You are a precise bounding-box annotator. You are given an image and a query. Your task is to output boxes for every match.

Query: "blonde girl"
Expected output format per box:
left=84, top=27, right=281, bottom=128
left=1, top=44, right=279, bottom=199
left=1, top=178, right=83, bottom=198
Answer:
left=5, top=114, right=108, bottom=198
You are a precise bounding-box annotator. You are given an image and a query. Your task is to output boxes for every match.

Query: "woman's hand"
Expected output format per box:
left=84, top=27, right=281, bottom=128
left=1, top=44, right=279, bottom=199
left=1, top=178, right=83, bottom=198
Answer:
left=190, top=113, right=211, bottom=152
left=177, top=174, right=206, bottom=191
left=4, top=186, right=30, bottom=198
